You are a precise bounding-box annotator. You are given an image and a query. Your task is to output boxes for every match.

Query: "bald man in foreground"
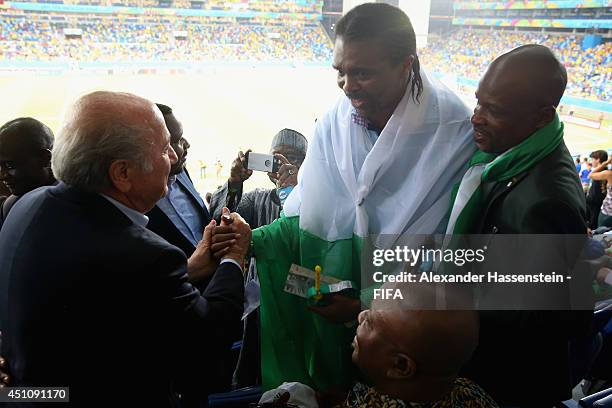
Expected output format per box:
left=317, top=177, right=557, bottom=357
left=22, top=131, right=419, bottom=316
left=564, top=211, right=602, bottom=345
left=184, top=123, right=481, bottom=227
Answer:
left=329, top=288, right=497, bottom=407
left=445, top=45, right=590, bottom=406
left=0, top=91, right=250, bottom=406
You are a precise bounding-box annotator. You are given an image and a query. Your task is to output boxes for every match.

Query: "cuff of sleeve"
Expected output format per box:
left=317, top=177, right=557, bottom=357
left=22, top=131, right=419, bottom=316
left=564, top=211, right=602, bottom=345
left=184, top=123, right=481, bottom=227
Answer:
left=221, top=258, right=243, bottom=272
left=227, top=181, right=243, bottom=194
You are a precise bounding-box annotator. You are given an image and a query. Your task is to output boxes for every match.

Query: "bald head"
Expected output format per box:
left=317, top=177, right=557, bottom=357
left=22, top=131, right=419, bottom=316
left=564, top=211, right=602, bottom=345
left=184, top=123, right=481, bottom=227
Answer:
left=353, top=284, right=479, bottom=401
left=371, top=286, right=478, bottom=377
left=0, top=118, right=54, bottom=152
left=490, top=44, right=567, bottom=108
left=0, top=117, right=55, bottom=195
left=52, top=92, right=174, bottom=212
left=472, top=44, right=565, bottom=153
left=382, top=309, right=478, bottom=376
left=66, top=91, right=164, bottom=138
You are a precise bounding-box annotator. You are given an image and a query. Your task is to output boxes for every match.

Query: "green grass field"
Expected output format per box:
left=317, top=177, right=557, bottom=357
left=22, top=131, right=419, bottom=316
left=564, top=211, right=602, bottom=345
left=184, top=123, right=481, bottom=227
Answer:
left=1, top=67, right=610, bottom=196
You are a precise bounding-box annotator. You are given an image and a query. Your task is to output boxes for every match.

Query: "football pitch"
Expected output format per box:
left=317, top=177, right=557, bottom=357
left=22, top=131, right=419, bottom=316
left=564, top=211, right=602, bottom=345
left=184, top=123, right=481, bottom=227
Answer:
left=1, top=67, right=609, bottom=196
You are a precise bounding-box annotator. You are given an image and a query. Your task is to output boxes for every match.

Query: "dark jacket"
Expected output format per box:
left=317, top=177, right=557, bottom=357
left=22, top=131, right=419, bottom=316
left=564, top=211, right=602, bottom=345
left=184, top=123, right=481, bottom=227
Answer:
left=461, top=142, right=591, bottom=406
left=0, top=195, right=21, bottom=231
left=146, top=169, right=210, bottom=258
left=0, top=183, right=243, bottom=407
left=586, top=179, right=606, bottom=229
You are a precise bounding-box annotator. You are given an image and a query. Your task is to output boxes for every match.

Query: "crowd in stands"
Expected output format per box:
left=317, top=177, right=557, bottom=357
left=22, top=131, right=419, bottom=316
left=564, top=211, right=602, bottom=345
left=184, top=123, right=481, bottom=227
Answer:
left=421, top=29, right=611, bottom=101
left=13, top=0, right=323, bottom=13
left=0, top=12, right=333, bottom=62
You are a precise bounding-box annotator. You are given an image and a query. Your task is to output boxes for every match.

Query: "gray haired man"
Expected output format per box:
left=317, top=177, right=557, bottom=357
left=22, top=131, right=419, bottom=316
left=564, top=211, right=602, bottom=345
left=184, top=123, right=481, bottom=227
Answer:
left=0, top=91, right=250, bottom=406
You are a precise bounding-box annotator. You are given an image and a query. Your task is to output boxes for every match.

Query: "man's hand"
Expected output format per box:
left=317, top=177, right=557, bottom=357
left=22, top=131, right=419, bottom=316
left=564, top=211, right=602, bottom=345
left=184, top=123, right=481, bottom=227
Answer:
left=308, top=293, right=361, bottom=324
left=267, top=153, right=298, bottom=188
left=219, top=210, right=251, bottom=269
left=0, top=355, right=10, bottom=388
left=316, top=387, right=349, bottom=407
left=228, top=150, right=253, bottom=188
left=187, top=210, right=240, bottom=283
left=596, top=267, right=612, bottom=285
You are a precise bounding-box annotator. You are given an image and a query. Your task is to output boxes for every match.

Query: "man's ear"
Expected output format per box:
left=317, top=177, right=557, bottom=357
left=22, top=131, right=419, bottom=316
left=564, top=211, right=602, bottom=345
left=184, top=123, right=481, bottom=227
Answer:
left=39, top=148, right=52, bottom=167
left=535, top=106, right=556, bottom=129
left=402, top=55, right=416, bottom=78
left=108, top=160, right=132, bottom=193
left=386, top=353, right=416, bottom=380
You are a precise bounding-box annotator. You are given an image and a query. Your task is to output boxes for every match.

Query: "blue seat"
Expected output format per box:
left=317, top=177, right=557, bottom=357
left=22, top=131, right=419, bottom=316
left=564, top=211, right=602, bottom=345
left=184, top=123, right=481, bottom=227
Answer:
left=580, top=387, right=612, bottom=408
left=593, top=393, right=612, bottom=407
left=208, top=386, right=262, bottom=407
left=570, top=302, right=612, bottom=387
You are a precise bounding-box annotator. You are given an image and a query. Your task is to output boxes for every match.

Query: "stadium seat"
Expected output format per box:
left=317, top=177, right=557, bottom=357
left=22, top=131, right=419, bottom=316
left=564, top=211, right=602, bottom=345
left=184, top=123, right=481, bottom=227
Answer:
left=593, top=394, right=612, bottom=407
left=580, top=387, right=612, bottom=407
left=208, top=386, right=262, bottom=407
left=570, top=302, right=612, bottom=387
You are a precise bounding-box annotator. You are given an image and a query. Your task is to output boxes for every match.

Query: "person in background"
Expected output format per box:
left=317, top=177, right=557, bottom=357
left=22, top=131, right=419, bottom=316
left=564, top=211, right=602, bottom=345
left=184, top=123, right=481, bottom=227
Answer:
left=590, top=155, right=612, bottom=228
left=580, top=162, right=593, bottom=193
left=588, top=150, right=610, bottom=228
left=209, top=129, right=306, bottom=387
left=581, top=156, right=589, bottom=173
left=0, top=117, right=55, bottom=228
left=210, top=128, right=306, bottom=229
left=146, top=103, right=211, bottom=259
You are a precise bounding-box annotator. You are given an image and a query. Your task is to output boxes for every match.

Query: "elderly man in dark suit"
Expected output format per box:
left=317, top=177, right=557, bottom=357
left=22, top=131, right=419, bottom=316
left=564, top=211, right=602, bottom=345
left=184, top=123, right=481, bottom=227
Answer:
left=0, top=91, right=250, bottom=407
left=445, top=45, right=591, bottom=407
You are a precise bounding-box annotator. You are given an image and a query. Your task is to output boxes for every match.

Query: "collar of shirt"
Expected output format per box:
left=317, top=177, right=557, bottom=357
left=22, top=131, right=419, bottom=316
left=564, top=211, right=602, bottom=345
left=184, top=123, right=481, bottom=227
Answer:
left=351, top=108, right=382, bottom=136
left=168, top=174, right=177, bottom=186
left=100, top=194, right=149, bottom=228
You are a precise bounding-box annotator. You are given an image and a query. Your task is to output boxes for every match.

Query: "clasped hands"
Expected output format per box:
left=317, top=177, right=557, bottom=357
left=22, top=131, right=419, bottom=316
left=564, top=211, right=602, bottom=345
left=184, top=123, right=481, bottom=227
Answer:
left=187, top=207, right=251, bottom=283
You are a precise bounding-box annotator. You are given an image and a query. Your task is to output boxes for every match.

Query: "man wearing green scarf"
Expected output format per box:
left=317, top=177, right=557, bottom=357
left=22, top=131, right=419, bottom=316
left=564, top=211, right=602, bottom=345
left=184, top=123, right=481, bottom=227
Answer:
left=448, top=45, right=590, bottom=407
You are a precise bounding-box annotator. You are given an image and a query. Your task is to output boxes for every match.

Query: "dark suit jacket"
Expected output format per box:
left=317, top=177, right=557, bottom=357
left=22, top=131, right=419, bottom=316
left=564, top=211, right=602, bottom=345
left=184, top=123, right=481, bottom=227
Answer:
left=586, top=179, right=606, bottom=229
left=146, top=169, right=210, bottom=258
left=147, top=171, right=243, bottom=405
left=0, top=183, right=243, bottom=407
left=461, top=142, right=591, bottom=406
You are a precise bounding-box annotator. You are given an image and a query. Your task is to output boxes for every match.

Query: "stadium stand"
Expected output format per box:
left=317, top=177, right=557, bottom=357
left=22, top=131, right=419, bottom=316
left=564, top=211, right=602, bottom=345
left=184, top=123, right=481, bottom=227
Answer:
left=426, top=0, right=611, bottom=103
left=0, top=0, right=332, bottom=63
left=421, top=30, right=611, bottom=101
left=0, top=12, right=332, bottom=62
left=3, top=0, right=323, bottom=13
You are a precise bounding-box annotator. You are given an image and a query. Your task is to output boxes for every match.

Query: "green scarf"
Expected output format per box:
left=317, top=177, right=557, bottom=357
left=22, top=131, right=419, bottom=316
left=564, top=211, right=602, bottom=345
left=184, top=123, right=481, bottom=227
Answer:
left=449, top=114, right=564, bottom=234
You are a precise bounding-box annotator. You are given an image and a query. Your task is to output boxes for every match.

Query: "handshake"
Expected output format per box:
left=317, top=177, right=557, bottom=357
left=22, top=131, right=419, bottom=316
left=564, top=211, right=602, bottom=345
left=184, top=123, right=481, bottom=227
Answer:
left=187, top=207, right=252, bottom=283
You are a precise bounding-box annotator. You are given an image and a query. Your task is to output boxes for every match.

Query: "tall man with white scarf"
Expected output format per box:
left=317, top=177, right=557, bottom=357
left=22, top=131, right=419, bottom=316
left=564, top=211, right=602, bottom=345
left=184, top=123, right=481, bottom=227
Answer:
left=251, top=3, right=475, bottom=392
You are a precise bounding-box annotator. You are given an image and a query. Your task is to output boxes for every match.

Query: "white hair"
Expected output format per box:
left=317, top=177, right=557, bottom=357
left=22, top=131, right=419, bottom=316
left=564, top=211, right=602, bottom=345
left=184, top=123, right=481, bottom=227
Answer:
left=52, top=92, right=156, bottom=192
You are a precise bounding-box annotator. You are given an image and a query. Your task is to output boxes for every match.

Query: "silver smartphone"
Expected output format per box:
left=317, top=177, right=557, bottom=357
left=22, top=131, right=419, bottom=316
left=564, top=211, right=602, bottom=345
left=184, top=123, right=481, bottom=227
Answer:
left=245, top=152, right=280, bottom=172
